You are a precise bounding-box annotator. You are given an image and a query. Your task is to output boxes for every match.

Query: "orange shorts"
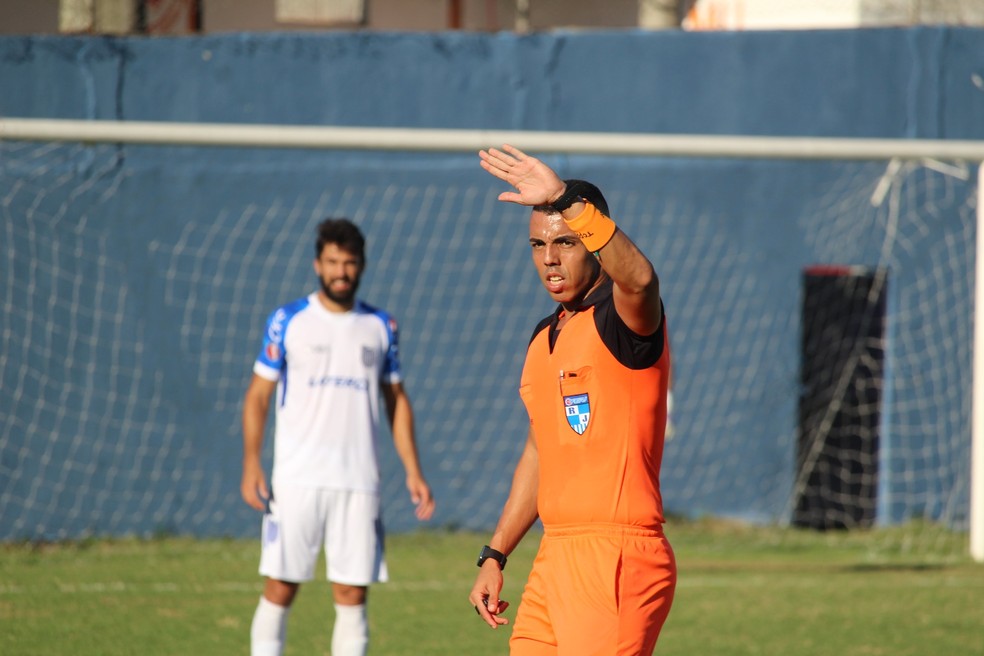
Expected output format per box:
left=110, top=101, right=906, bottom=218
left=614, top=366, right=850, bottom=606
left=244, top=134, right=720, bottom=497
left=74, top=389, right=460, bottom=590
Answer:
left=509, top=524, right=676, bottom=656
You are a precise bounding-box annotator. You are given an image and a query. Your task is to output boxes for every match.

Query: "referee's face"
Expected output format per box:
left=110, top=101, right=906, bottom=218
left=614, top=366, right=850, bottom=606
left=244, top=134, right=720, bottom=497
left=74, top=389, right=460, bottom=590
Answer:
left=529, top=210, right=600, bottom=307
left=314, top=243, right=364, bottom=309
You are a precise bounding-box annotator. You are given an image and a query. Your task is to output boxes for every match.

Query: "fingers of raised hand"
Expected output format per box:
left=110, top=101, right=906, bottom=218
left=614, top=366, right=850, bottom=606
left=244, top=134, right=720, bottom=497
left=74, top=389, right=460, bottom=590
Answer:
left=500, top=144, right=527, bottom=160
left=482, top=144, right=527, bottom=171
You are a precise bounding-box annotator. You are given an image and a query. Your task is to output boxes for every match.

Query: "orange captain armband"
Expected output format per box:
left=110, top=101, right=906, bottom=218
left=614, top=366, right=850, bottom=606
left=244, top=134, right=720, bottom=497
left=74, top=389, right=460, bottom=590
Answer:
left=564, top=201, right=617, bottom=253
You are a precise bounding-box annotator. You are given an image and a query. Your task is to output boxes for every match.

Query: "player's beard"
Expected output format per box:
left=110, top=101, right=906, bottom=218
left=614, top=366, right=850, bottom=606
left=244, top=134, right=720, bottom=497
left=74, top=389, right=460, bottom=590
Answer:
left=321, top=274, right=360, bottom=305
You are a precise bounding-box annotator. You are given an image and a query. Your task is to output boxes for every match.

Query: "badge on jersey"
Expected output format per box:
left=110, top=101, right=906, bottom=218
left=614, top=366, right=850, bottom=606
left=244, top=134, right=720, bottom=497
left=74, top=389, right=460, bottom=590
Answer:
left=564, top=393, right=591, bottom=435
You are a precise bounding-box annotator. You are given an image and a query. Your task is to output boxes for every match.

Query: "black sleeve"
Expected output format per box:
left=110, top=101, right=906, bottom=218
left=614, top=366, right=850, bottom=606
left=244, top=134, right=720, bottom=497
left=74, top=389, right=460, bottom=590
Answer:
left=593, top=297, right=665, bottom=370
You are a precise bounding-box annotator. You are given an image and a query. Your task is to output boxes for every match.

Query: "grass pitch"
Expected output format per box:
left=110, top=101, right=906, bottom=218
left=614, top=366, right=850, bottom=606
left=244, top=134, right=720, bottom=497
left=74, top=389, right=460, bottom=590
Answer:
left=1, top=521, right=981, bottom=655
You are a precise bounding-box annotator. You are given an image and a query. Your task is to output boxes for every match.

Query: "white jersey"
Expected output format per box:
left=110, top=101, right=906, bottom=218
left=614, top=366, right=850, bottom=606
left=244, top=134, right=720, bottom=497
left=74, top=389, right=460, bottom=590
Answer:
left=252, top=293, right=402, bottom=491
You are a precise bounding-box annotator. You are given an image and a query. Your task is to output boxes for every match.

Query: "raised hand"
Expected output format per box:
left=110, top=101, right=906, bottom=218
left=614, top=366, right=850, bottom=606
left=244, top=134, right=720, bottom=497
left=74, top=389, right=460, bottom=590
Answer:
left=479, top=144, right=566, bottom=207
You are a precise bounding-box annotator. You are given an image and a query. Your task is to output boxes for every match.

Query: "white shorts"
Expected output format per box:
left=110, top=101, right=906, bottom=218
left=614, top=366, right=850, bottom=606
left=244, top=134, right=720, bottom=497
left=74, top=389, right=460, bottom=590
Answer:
left=258, top=486, right=388, bottom=586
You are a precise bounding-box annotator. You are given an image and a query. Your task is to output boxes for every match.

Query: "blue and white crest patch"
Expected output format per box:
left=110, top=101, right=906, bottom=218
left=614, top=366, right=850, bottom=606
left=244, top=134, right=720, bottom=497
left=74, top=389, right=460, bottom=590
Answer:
left=564, top=393, right=590, bottom=435
left=362, top=346, right=376, bottom=368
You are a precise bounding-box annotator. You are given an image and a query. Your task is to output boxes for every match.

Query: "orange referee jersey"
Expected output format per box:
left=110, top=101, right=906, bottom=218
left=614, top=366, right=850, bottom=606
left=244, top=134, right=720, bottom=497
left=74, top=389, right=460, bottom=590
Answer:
left=511, top=280, right=675, bottom=655
left=520, top=280, right=670, bottom=527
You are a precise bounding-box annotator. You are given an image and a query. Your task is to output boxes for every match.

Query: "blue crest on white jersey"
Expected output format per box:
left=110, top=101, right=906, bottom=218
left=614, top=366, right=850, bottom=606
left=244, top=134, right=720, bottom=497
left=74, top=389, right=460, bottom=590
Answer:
left=362, top=346, right=376, bottom=368
left=564, top=393, right=591, bottom=435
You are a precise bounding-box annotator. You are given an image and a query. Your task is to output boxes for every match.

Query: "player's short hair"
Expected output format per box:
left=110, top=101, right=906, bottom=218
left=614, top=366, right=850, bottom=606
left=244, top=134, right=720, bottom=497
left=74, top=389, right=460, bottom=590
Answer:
left=534, top=179, right=610, bottom=217
left=316, top=218, right=366, bottom=261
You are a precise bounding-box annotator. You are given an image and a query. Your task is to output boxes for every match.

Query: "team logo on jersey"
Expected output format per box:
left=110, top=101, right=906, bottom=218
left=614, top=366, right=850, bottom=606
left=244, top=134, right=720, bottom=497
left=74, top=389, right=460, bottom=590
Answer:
left=362, top=346, right=376, bottom=368
left=564, top=393, right=591, bottom=435
left=265, top=343, right=281, bottom=362
left=268, top=308, right=287, bottom=342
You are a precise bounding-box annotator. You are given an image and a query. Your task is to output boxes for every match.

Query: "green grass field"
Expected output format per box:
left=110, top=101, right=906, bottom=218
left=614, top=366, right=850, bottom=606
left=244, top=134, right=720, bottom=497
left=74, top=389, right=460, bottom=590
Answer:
left=1, top=521, right=981, bottom=655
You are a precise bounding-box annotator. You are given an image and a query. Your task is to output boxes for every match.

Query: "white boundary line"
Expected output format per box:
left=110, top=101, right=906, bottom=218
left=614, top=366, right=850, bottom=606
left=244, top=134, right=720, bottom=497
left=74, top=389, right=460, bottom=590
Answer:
left=2, top=575, right=980, bottom=596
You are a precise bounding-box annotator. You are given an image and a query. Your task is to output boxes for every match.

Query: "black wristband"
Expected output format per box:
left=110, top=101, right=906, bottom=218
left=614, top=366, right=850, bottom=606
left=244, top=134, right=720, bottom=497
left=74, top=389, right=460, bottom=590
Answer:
left=549, top=181, right=588, bottom=213
left=476, top=545, right=507, bottom=570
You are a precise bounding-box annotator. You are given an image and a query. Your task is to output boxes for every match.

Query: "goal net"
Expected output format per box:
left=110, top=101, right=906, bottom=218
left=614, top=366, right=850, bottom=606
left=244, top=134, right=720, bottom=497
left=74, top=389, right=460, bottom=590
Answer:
left=0, top=126, right=978, bottom=560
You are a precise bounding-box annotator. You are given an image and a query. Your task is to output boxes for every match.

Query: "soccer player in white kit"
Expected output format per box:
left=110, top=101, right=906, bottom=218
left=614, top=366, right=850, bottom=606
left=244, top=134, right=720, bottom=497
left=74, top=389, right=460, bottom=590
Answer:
left=241, top=218, right=435, bottom=656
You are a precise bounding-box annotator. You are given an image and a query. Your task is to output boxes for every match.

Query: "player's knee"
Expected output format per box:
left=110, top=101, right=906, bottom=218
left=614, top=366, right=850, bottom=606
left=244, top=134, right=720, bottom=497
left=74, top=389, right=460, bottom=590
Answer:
left=263, top=578, right=300, bottom=606
left=332, top=583, right=367, bottom=606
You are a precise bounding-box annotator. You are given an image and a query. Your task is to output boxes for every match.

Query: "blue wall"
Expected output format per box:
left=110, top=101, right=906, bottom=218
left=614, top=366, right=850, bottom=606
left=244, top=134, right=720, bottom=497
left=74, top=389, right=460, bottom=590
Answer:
left=4, top=28, right=984, bottom=136
left=1, top=27, right=981, bottom=540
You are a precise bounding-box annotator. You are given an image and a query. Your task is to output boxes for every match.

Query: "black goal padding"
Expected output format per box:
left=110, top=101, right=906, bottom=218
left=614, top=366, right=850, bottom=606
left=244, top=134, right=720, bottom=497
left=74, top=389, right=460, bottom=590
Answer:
left=794, top=267, right=887, bottom=530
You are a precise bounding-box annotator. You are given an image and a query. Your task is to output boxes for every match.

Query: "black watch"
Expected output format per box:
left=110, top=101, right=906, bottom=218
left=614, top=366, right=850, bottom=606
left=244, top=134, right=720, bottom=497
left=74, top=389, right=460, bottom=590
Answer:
left=549, top=180, right=587, bottom=213
left=476, top=545, right=507, bottom=570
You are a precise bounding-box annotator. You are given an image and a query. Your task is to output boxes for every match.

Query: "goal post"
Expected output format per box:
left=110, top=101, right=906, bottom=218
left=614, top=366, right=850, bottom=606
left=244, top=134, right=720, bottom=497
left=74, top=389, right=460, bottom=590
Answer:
left=1, top=117, right=981, bottom=561
left=974, top=163, right=984, bottom=561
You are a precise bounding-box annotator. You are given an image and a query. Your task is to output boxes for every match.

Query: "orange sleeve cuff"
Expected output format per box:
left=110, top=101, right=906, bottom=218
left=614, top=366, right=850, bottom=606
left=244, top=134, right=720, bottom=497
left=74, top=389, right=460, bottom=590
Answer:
left=563, top=202, right=617, bottom=253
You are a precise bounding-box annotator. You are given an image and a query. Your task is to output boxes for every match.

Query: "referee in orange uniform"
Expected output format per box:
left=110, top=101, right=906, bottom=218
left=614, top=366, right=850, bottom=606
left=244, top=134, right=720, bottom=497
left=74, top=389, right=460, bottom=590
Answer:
left=469, top=145, right=676, bottom=655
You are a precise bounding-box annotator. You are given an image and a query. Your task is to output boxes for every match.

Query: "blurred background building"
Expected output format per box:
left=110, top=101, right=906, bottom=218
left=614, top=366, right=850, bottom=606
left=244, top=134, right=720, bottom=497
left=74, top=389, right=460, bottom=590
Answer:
left=0, top=0, right=982, bottom=35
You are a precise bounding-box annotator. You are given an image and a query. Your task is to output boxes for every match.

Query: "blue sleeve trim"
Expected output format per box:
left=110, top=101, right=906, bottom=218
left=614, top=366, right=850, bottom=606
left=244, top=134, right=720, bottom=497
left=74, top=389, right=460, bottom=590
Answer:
left=255, top=296, right=309, bottom=372
left=359, top=301, right=402, bottom=381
